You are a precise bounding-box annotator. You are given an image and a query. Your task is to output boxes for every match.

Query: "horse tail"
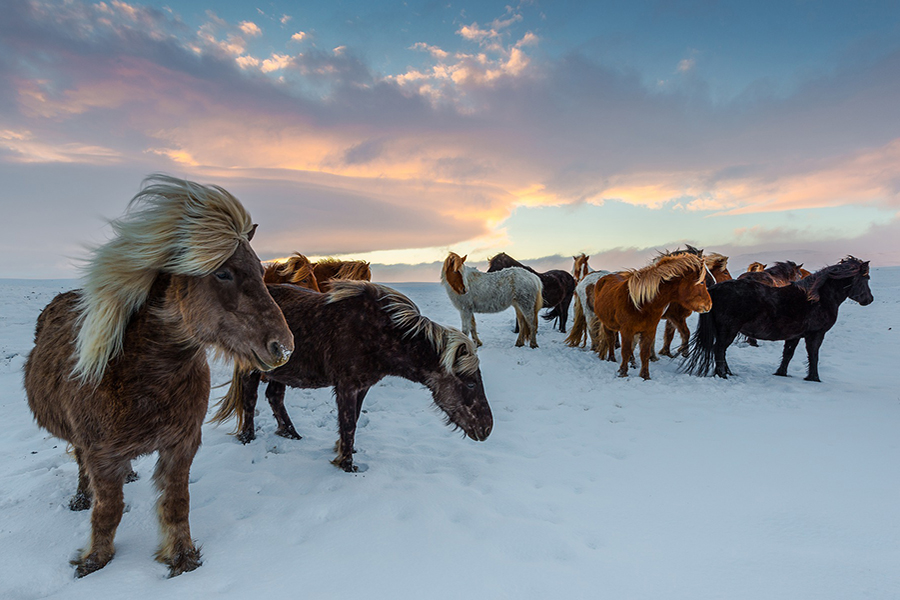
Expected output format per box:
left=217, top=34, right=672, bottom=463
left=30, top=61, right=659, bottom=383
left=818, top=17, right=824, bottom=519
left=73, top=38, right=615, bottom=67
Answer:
left=541, top=303, right=561, bottom=324
left=566, top=294, right=586, bottom=347
left=682, top=311, right=716, bottom=376
left=209, top=362, right=249, bottom=433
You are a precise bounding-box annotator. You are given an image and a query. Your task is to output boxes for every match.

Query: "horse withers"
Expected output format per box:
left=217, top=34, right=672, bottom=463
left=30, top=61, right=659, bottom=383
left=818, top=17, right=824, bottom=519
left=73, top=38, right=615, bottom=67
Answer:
left=212, top=281, right=493, bottom=472
left=683, top=256, right=873, bottom=381
left=24, top=175, right=293, bottom=577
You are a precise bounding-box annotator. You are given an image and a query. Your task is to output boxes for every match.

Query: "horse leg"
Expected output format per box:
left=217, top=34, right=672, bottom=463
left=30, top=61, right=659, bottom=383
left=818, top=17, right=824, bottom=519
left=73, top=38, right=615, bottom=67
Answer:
left=530, top=300, right=540, bottom=348
left=71, top=456, right=129, bottom=577
left=266, top=381, right=301, bottom=440
left=675, top=317, right=691, bottom=358
left=237, top=371, right=262, bottom=444
left=804, top=332, right=825, bottom=382
left=618, top=332, right=635, bottom=377
left=468, top=314, right=483, bottom=348
left=602, top=327, right=617, bottom=362
left=69, top=447, right=93, bottom=511
left=660, top=320, right=676, bottom=357
left=630, top=334, right=639, bottom=367
left=154, top=438, right=202, bottom=576
left=774, top=338, right=801, bottom=377
left=513, top=306, right=527, bottom=347
left=638, top=329, right=655, bottom=380
left=714, top=329, right=739, bottom=379
left=332, top=385, right=364, bottom=472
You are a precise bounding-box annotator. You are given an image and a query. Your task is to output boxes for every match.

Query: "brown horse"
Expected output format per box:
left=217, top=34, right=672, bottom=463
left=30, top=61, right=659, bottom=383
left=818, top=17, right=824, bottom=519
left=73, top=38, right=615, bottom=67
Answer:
left=591, top=254, right=712, bottom=379
left=572, top=254, right=591, bottom=282
left=738, top=261, right=804, bottom=286
left=213, top=281, right=493, bottom=472
left=264, top=252, right=320, bottom=291
left=23, top=175, right=294, bottom=578
left=747, top=261, right=767, bottom=272
left=313, top=257, right=372, bottom=291
left=658, top=251, right=733, bottom=358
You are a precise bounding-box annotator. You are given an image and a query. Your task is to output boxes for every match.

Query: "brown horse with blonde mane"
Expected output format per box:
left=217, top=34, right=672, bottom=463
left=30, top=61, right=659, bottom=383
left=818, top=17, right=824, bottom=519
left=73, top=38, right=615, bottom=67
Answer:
left=263, top=252, right=320, bottom=291
left=658, top=250, right=733, bottom=358
left=314, top=257, right=372, bottom=291
left=23, top=175, right=293, bottom=577
left=591, top=253, right=712, bottom=379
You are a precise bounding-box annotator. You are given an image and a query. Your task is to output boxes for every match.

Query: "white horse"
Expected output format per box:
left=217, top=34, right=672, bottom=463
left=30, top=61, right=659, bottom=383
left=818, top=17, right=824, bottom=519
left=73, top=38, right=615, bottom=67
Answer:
left=564, top=269, right=611, bottom=350
left=441, top=252, right=543, bottom=348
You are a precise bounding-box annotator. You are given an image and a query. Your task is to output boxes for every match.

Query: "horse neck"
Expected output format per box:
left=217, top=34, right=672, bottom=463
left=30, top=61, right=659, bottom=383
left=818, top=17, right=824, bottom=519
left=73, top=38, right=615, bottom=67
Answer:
left=654, top=277, right=700, bottom=310
left=814, top=275, right=851, bottom=308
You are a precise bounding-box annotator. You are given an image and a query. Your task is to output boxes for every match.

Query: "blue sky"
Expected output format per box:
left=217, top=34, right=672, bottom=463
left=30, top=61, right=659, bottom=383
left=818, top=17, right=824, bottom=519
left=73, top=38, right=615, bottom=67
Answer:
left=1, top=0, right=899, bottom=278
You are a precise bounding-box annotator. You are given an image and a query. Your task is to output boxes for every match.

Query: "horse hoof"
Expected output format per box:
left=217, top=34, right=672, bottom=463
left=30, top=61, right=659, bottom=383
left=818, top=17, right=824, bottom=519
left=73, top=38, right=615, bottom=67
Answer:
left=236, top=430, right=256, bottom=444
left=649, top=355, right=659, bottom=362
left=641, top=375, right=651, bottom=381
left=274, top=427, right=302, bottom=440
left=804, top=376, right=822, bottom=382
left=72, top=552, right=113, bottom=578
left=659, top=350, right=673, bottom=358
left=165, top=547, right=202, bottom=577
left=773, top=371, right=788, bottom=377
left=69, top=493, right=91, bottom=511
left=125, top=469, right=139, bottom=483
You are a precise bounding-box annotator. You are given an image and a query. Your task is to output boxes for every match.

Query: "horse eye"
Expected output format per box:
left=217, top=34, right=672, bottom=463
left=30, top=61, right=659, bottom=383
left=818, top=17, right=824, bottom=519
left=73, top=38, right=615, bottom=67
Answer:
left=466, top=382, right=475, bottom=390
left=215, top=269, right=233, bottom=281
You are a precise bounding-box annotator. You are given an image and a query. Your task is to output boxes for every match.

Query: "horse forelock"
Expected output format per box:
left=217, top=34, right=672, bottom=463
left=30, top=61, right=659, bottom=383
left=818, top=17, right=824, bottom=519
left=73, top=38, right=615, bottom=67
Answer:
left=703, top=253, right=729, bottom=271
left=627, top=254, right=704, bottom=308
left=73, top=174, right=253, bottom=384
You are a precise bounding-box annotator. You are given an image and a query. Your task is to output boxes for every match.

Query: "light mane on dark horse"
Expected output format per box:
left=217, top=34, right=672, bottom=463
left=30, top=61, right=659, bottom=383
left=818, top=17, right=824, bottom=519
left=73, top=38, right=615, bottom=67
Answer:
left=264, top=252, right=320, bottom=291
left=591, top=253, right=711, bottom=380
left=23, top=175, right=293, bottom=577
left=487, top=252, right=576, bottom=333
left=684, top=256, right=873, bottom=381
left=212, top=281, right=493, bottom=473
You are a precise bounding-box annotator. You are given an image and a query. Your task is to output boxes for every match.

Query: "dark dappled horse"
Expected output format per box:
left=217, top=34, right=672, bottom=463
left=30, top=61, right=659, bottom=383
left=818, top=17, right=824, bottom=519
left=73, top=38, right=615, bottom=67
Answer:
left=23, top=176, right=293, bottom=577
left=212, top=281, right=493, bottom=472
left=441, top=252, right=543, bottom=348
left=488, top=252, right=576, bottom=333
left=683, top=257, right=873, bottom=381
left=591, top=254, right=712, bottom=379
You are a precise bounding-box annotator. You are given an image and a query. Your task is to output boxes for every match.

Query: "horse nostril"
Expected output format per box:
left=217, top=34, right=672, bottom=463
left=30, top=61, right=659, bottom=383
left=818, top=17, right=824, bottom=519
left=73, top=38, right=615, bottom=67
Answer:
left=269, top=340, right=291, bottom=363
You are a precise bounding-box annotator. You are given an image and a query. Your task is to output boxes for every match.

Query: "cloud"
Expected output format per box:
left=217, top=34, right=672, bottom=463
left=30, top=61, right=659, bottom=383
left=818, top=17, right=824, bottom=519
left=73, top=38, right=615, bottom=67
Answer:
left=677, top=58, right=695, bottom=72
left=291, top=31, right=306, bottom=42
left=239, top=21, right=261, bottom=37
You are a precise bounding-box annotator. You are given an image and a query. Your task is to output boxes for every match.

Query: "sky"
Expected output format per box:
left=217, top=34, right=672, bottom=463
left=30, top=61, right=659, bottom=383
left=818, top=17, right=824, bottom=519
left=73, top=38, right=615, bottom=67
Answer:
left=1, top=0, right=899, bottom=280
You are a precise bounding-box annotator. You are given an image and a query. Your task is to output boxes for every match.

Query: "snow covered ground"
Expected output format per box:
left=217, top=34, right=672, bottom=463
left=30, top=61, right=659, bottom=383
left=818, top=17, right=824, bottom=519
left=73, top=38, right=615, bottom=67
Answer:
left=1, top=270, right=898, bottom=600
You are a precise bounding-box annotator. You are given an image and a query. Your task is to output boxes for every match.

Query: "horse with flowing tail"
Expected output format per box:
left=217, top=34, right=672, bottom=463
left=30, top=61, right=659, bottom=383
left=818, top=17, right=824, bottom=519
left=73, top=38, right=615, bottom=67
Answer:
left=657, top=250, right=733, bottom=358
left=572, top=254, right=591, bottom=282
left=23, top=175, right=294, bottom=578
left=264, top=252, right=320, bottom=291
left=591, top=254, right=712, bottom=379
left=441, top=252, right=543, bottom=348
left=683, top=257, right=873, bottom=381
left=565, top=269, right=611, bottom=350
left=313, top=257, right=372, bottom=292
left=212, top=281, right=493, bottom=472
left=487, top=252, right=576, bottom=333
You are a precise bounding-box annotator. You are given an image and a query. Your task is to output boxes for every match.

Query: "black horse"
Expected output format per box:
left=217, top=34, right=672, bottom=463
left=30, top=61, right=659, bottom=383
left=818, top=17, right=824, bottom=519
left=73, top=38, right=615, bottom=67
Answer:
left=212, top=281, right=493, bottom=472
left=487, top=252, right=576, bottom=332
left=683, top=257, right=873, bottom=381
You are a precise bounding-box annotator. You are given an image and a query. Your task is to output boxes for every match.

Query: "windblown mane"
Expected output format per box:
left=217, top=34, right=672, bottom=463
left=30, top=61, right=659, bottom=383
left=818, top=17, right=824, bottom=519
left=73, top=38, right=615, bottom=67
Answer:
left=795, top=256, right=869, bottom=302
left=702, top=252, right=729, bottom=272
left=625, top=254, right=705, bottom=309
left=264, top=253, right=315, bottom=284
left=74, top=174, right=254, bottom=383
left=316, top=258, right=372, bottom=281
left=326, top=281, right=478, bottom=375
left=765, top=261, right=801, bottom=279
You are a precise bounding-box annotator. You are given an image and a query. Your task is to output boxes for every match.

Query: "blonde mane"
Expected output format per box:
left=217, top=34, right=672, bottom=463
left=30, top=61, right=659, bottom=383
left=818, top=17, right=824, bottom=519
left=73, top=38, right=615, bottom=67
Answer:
left=625, top=254, right=705, bottom=309
left=264, top=253, right=317, bottom=286
left=74, top=174, right=254, bottom=383
left=702, top=252, right=729, bottom=272
left=326, top=280, right=479, bottom=375
left=316, top=257, right=372, bottom=281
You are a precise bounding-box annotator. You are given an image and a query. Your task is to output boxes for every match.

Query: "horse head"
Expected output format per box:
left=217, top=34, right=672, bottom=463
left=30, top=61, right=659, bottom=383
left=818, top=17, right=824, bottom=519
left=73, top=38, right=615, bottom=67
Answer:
left=676, top=261, right=713, bottom=314
left=442, top=252, right=468, bottom=295
left=747, top=262, right=766, bottom=272
left=428, top=330, right=492, bottom=441
left=843, top=257, right=874, bottom=306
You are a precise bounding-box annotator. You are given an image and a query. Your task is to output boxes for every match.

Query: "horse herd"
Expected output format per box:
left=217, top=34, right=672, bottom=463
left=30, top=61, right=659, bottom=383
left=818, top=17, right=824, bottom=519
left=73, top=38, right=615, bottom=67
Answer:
left=21, top=176, right=874, bottom=578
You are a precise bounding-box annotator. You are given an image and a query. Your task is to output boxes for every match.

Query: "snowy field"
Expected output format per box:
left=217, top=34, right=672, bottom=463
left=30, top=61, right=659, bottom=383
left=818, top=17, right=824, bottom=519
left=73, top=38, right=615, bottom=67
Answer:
left=1, top=269, right=898, bottom=600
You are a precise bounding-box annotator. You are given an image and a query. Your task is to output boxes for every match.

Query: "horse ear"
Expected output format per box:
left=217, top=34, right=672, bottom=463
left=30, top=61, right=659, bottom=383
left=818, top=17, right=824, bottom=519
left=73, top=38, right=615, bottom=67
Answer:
left=461, top=254, right=467, bottom=263
left=248, top=224, right=258, bottom=241
left=798, top=263, right=803, bottom=268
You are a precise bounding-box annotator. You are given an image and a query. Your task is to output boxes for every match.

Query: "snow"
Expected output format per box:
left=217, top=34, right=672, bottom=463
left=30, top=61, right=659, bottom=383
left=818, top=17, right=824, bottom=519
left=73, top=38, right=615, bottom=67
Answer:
left=1, top=272, right=898, bottom=600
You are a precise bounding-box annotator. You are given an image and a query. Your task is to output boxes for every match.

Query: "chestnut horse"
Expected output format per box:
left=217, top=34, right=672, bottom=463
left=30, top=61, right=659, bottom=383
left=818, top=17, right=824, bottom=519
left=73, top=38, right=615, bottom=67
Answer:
left=212, top=281, right=493, bottom=472
left=264, top=252, right=321, bottom=291
left=564, top=269, right=611, bottom=350
left=441, top=252, right=543, bottom=348
left=313, top=257, right=372, bottom=292
left=747, top=261, right=766, bottom=272
left=591, top=254, right=712, bottom=379
left=657, top=251, right=733, bottom=358
left=487, top=252, right=576, bottom=333
left=23, top=175, right=293, bottom=577
left=572, top=254, right=591, bottom=282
